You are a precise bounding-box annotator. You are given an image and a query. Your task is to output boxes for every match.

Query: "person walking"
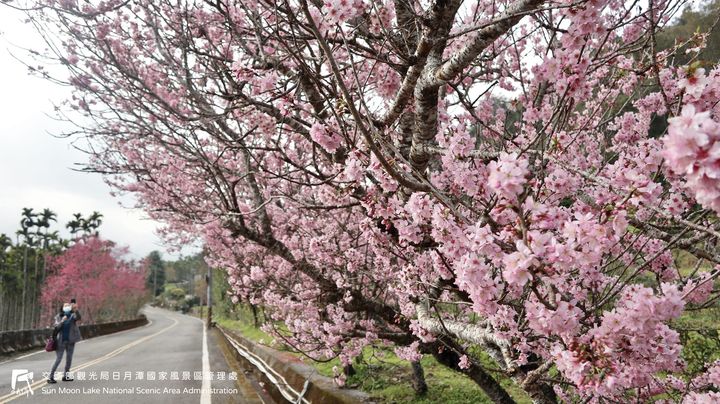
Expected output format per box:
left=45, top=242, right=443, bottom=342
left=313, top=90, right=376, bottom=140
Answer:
left=47, top=299, right=82, bottom=383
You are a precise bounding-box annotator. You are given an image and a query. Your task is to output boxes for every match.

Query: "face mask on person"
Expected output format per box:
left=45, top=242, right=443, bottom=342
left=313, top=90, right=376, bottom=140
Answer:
left=63, top=305, right=72, bottom=315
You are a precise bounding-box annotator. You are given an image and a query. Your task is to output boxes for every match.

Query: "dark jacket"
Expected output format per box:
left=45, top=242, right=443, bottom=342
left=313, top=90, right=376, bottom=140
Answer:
left=53, top=310, right=83, bottom=344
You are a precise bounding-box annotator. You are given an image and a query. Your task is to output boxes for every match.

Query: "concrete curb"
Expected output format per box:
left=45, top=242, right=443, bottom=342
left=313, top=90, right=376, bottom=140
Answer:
left=210, top=327, right=271, bottom=404
left=217, top=325, right=375, bottom=404
left=0, top=315, right=148, bottom=356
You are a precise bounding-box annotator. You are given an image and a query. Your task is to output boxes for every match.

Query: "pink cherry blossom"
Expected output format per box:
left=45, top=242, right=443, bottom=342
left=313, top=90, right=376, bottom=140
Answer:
left=21, top=0, right=720, bottom=401
left=664, top=104, right=720, bottom=212
left=310, top=122, right=343, bottom=153
left=502, top=240, right=537, bottom=287
left=323, top=0, right=366, bottom=25
left=487, top=152, right=529, bottom=200
left=458, top=355, right=470, bottom=369
left=678, top=68, right=710, bottom=99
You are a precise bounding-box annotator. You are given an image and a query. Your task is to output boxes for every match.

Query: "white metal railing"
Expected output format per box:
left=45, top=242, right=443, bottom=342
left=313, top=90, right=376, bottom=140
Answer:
left=218, top=326, right=311, bottom=404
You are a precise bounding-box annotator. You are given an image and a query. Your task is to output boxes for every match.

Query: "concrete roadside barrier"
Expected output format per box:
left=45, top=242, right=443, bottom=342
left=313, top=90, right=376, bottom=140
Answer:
left=0, top=315, right=148, bottom=355
left=216, top=324, right=374, bottom=404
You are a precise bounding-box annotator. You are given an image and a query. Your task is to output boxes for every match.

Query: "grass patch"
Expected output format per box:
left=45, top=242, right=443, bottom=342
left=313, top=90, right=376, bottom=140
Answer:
left=205, top=304, right=532, bottom=404
left=190, top=305, right=273, bottom=344
left=215, top=317, right=274, bottom=344
left=335, top=350, right=531, bottom=404
left=674, top=307, right=720, bottom=374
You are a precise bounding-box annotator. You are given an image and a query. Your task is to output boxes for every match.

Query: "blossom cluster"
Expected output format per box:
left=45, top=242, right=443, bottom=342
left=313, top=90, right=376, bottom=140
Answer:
left=310, top=121, right=343, bottom=153
left=664, top=104, right=720, bottom=212
left=322, top=0, right=366, bottom=25
left=27, top=0, right=720, bottom=401
left=487, top=152, right=529, bottom=200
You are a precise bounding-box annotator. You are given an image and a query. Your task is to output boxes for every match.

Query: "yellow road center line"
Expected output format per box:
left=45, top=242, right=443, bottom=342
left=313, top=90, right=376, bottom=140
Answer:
left=0, top=312, right=179, bottom=403
left=0, top=317, right=154, bottom=367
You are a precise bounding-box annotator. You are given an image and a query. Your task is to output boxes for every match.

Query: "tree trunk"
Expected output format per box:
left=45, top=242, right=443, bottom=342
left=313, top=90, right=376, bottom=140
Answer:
left=15, top=291, right=21, bottom=330
left=524, top=384, right=558, bottom=404
left=153, top=265, right=158, bottom=297
left=0, top=292, right=4, bottom=331
left=32, top=249, right=39, bottom=328
left=4, top=293, right=8, bottom=330
left=343, top=364, right=356, bottom=377
left=250, top=303, right=259, bottom=328
left=40, top=251, right=47, bottom=327
left=7, top=292, right=12, bottom=330
left=410, top=360, right=428, bottom=395
left=4, top=292, right=10, bottom=330
left=21, top=246, right=27, bottom=329
left=430, top=338, right=515, bottom=404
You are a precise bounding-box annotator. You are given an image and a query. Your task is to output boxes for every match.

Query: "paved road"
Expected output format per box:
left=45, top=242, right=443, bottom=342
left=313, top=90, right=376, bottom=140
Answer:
left=0, top=306, right=264, bottom=404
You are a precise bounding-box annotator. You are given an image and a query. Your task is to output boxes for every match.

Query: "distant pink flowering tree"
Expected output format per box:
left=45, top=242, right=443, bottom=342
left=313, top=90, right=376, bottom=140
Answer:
left=11, top=0, right=720, bottom=401
left=41, top=237, right=147, bottom=325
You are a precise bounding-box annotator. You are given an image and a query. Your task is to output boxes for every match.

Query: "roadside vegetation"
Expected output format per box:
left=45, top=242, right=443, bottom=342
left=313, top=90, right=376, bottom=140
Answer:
left=191, top=246, right=720, bottom=403
left=190, top=266, right=533, bottom=403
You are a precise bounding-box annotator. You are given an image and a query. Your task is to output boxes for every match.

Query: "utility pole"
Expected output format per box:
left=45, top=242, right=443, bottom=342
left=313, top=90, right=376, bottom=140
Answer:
left=205, top=266, right=212, bottom=329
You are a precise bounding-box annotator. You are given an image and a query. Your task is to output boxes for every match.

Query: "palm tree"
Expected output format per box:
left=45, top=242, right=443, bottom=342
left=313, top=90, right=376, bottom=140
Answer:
left=26, top=231, right=42, bottom=329
left=43, top=231, right=62, bottom=250
left=19, top=208, right=36, bottom=230
left=0, top=234, right=11, bottom=254
left=33, top=209, right=57, bottom=327
left=0, top=233, right=13, bottom=330
left=86, top=211, right=103, bottom=236
left=54, top=236, right=70, bottom=251
left=66, top=213, right=84, bottom=239
left=16, top=208, right=37, bottom=330
left=37, top=209, right=57, bottom=248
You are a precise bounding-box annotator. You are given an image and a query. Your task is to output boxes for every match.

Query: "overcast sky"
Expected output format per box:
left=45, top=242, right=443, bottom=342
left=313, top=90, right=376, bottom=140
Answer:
left=0, top=9, right=188, bottom=260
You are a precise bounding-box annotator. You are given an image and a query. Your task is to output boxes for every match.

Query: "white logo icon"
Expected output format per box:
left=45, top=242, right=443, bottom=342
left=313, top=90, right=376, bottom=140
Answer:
left=11, top=369, right=34, bottom=397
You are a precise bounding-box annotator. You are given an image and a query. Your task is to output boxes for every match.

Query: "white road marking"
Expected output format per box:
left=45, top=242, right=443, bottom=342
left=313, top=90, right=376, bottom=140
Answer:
left=0, top=318, right=154, bottom=366
left=0, top=310, right=177, bottom=403
left=201, top=320, right=211, bottom=404
left=0, top=349, right=45, bottom=365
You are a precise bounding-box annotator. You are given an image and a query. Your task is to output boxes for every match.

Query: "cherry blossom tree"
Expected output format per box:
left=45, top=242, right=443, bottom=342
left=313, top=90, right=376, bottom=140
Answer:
left=41, top=237, right=147, bottom=324
left=10, top=0, right=720, bottom=401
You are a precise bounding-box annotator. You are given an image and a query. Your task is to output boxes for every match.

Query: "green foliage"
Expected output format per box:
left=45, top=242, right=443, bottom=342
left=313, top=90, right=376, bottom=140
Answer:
left=214, top=316, right=274, bottom=344
left=164, top=284, right=187, bottom=300
left=152, top=251, right=225, bottom=315
left=0, top=236, right=21, bottom=293
left=683, top=330, right=720, bottom=374
left=209, top=264, right=241, bottom=321
left=158, top=283, right=196, bottom=312
left=669, top=249, right=720, bottom=380
left=676, top=307, right=720, bottom=375
left=165, top=252, right=205, bottom=286
left=0, top=208, right=68, bottom=295
left=617, top=0, right=720, bottom=139
left=1, top=209, right=107, bottom=331
left=65, top=211, right=103, bottom=238
left=144, top=250, right=166, bottom=296
left=657, top=1, right=720, bottom=67
left=0, top=267, right=21, bottom=293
